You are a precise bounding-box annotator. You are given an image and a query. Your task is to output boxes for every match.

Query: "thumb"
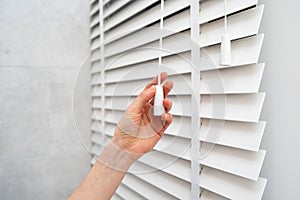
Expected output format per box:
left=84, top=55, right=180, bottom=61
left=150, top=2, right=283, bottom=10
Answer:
left=132, top=85, right=156, bottom=111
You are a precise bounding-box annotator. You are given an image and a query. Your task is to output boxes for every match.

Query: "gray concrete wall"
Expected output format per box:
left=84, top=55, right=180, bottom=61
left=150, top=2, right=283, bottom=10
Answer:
left=2, top=0, right=300, bottom=199
left=259, top=0, right=300, bottom=199
left=0, top=0, right=91, bottom=199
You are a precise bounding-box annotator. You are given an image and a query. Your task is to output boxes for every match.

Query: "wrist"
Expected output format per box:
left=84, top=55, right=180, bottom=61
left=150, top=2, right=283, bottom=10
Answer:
left=97, top=140, right=139, bottom=172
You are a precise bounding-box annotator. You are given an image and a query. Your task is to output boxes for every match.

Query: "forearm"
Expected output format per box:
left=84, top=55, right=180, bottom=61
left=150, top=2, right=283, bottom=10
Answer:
left=68, top=141, right=136, bottom=200
left=69, top=72, right=173, bottom=199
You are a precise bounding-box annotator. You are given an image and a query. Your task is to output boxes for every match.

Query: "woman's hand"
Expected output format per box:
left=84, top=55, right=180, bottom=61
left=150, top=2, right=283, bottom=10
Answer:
left=112, top=72, right=174, bottom=158
left=69, top=73, right=174, bottom=200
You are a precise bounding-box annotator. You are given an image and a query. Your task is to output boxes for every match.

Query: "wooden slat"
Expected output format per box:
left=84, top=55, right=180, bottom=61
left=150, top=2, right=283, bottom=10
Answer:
left=200, top=167, right=267, bottom=200
left=104, top=73, right=191, bottom=97
left=199, top=5, right=264, bottom=47
left=200, top=34, right=264, bottom=71
left=90, top=72, right=101, bottom=85
left=104, top=0, right=189, bottom=43
left=104, top=0, right=158, bottom=31
left=104, top=0, right=131, bottom=19
left=200, top=63, right=265, bottom=94
left=90, top=3, right=99, bottom=16
left=91, top=143, right=102, bottom=156
left=91, top=60, right=100, bottom=74
left=200, top=190, right=228, bottom=200
left=199, top=119, right=266, bottom=152
left=154, top=134, right=191, bottom=160
left=111, top=194, right=123, bottom=200
left=116, top=184, right=146, bottom=200
left=91, top=85, right=102, bottom=97
left=138, top=150, right=191, bottom=182
left=130, top=162, right=191, bottom=199
left=104, top=52, right=191, bottom=83
left=90, top=14, right=99, bottom=28
left=200, top=93, right=265, bottom=122
left=199, top=0, right=258, bottom=24
left=91, top=120, right=102, bottom=133
left=90, top=25, right=100, bottom=40
left=122, top=173, right=178, bottom=200
left=200, top=143, right=266, bottom=181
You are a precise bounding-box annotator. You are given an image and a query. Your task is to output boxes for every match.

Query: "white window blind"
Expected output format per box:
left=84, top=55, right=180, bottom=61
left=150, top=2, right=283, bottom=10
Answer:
left=89, top=0, right=267, bottom=199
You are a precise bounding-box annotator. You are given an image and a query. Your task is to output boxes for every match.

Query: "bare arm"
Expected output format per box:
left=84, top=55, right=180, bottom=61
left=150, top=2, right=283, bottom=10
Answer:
left=68, top=72, right=173, bottom=200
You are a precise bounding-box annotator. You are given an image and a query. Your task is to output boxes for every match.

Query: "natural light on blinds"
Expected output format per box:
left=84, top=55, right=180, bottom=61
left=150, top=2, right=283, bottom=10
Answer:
left=89, top=0, right=267, bottom=199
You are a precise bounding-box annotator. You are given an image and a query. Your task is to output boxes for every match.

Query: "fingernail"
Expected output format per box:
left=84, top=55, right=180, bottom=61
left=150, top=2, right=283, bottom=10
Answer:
left=150, top=85, right=156, bottom=92
left=161, top=113, right=168, bottom=121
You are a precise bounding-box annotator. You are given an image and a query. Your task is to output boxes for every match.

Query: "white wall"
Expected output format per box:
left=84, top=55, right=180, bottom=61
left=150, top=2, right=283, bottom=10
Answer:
left=0, top=0, right=91, bottom=199
left=259, top=0, right=300, bottom=199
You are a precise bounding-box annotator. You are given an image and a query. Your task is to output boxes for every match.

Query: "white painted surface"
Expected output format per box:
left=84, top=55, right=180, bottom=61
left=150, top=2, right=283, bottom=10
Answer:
left=259, top=0, right=300, bottom=199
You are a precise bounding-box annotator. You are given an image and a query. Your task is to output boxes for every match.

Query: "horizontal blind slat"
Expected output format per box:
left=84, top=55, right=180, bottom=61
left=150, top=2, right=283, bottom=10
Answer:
left=200, top=167, right=267, bottom=200
left=90, top=14, right=99, bottom=28
left=91, top=86, right=102, bottom=97
left=90, top=4, right=99, bottom=16
left=111, top=194, right=123, bottom=200
left=91, top=37, right=100, bottom=51
left=91, top=143, right=102, bottom=156
left=104, top=0, right=131, bottom=19
left=116, top=184, right=146, bottom=200
left=138, top=150, right=191, bottom=182
left=199, top=5, right=264, bottom=47
left=130, top=162, right=191, bottom=199
left=105, top=31, right=191, bottom=69
left=92, top=98, right=101, bottom=109
left=154, top=135, right=191, bottom=160
left=105, top=74, right=191, bottom=96
left=91, top=72, right=101, bottom=85
left=104, top=122, right=115, bottom=137
left=199, top=0, right=258, bottom=24
left=104, top=0, right=190, bottom=43
left=104, top=93, right=266, bottom=122
left=200, top=93, right=265, bottom=122
left=104, top=53, right=191, bottom=83
left=90, top=26, right=100, bottom=40
left=200, top=119, right=266, bottom=152
left=91, top=48, right=100, bottom=62
left=90, top=0, right=98, bottom=5
left=91, top=120, right=102, bottom=133
left=104, top=0, right=158, bottom=31
left=91, top=132, right=102, bottom=144
left=200, top=189, right=229, bottom=200
left=200, top=143, right=266, bottom=181
left=122, top=173, right=178, bottom=200
left=200, top=34, right=264, bottom=71
left=103, top=0, right=111, bottom=6
left=91, top=110, right=102, bottom=120
left=200, top=63, right=265, bottom=94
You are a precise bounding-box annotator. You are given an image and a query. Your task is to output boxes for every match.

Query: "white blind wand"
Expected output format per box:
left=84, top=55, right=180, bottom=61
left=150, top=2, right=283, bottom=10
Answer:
left=154, top=0, right=165, bottom=116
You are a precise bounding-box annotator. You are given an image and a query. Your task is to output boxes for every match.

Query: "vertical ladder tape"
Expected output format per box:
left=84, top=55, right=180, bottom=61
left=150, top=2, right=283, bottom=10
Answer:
left=154, top=0, right=165, bottom=116
left=158, top=0, right=164, bottom=85
left=99, top=0, right=105, bottom=150
left=190, top=0, right=201, bottom=199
